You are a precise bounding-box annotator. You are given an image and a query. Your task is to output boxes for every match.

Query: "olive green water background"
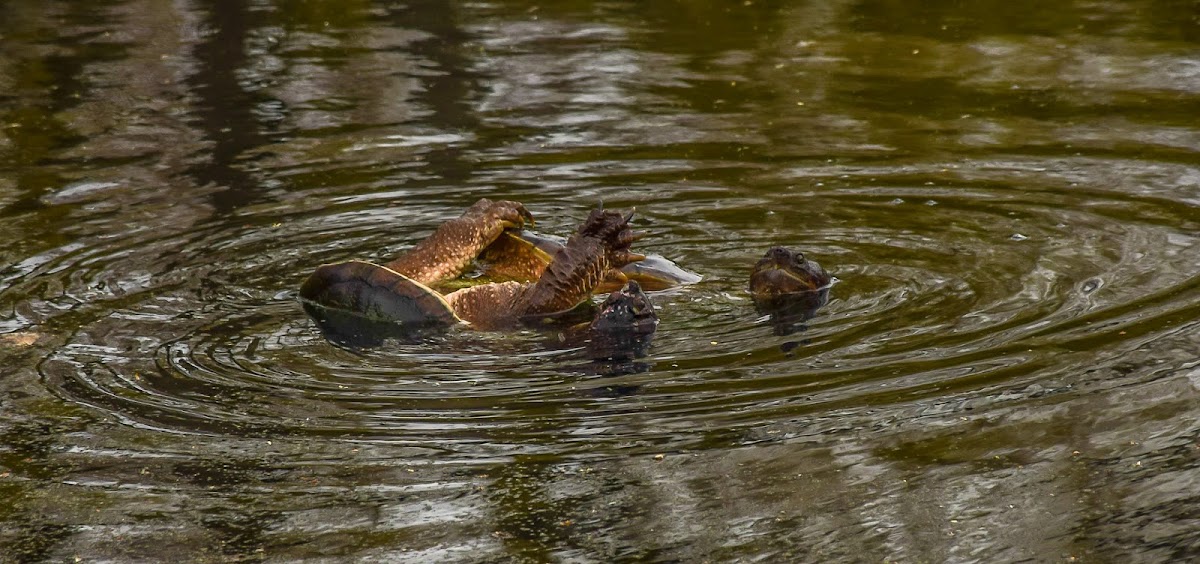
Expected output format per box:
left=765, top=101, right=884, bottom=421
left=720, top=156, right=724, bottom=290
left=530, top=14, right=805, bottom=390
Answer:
left=2, top=0, right=1199, bottom=561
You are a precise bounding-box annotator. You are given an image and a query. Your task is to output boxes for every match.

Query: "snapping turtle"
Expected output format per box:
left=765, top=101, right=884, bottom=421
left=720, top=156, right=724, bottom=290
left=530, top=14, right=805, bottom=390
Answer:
left=749, top=246, right=831, bottom=297
left=749, top=246, right=833, bottom=336
left=586, top=278, right=659, bottom=359
left=299, top=199, right=667, bottom=334
left=299, top=200, right=833, bottom=350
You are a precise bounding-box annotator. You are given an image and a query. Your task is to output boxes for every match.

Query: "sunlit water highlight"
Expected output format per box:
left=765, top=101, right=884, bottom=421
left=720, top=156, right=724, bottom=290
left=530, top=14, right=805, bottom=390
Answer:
left=1, top=0, right=1198, bottom=561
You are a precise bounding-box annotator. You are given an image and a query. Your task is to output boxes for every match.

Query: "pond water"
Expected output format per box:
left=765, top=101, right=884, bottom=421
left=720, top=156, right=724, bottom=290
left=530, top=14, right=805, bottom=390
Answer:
left=1, top=0, right=1199, bottom=561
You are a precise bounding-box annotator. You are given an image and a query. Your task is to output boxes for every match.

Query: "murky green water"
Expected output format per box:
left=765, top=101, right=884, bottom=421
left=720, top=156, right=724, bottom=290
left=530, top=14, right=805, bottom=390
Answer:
left=1, top=0, right=1198, bottom=561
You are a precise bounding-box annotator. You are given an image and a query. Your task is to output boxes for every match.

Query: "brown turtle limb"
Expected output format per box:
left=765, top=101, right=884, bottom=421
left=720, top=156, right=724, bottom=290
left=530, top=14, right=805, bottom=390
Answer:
left=384, top=198, right=532, bottom=286
left=481, top=230, right=701, bottom=292
left=442, top=281, right=527, bottom=330
left=514, top=207, right=644, bottom=317
left=444, top=207, right=645, bottom=328
left=301, top=202, right=647, bottom=333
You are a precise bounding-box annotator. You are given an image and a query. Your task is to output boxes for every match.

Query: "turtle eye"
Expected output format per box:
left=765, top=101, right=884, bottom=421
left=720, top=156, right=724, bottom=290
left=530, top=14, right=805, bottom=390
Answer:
left=791, top=252, right=806, bottom=267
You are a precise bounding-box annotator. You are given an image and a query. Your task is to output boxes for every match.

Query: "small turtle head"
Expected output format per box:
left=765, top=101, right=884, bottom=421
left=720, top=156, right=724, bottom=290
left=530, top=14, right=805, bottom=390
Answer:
left=749, top=247, right=831, bottom=296
left=757, top=246, right=805, bottom=270
left=590, top=280, right=658, bottom=334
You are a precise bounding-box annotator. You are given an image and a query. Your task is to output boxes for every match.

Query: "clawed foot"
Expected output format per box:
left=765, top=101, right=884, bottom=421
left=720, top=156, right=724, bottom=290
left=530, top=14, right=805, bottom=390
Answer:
left=576, top=207, right=646, bottom=269
left=462, top=198, right=533, bottom=235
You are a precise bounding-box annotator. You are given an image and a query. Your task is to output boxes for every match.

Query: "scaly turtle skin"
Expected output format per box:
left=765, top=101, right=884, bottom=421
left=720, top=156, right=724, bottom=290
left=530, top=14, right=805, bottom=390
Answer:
left=590, top=279, right=658, bottom=334
left=300, top=199, right=532, bottom=327
left=301, top=202, right=835, bottom=349
left=300, top=200, right=646, bottom=331
left=384, top=198, right=534, bottom=286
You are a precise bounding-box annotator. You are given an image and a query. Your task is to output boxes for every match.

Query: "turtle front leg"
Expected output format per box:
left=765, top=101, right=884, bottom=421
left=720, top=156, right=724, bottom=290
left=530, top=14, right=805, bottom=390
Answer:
left=385, top=198, right=532, bottom=286
left=515, top=207, right=644, bottom=317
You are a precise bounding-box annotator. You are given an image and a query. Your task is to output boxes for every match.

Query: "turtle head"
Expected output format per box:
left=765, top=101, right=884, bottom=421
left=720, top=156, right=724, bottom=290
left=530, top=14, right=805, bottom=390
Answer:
left=749, top=246, right=831, bottom=296
left=589, top=279, right=658, bottom=334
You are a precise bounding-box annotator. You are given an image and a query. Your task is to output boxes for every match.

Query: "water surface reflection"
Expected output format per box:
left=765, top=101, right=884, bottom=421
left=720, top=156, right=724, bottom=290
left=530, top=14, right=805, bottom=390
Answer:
left=1, top=0, right=1198, bottom=560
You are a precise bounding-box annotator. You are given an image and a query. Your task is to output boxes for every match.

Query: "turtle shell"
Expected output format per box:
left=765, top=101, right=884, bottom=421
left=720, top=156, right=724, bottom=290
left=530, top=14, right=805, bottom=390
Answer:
left=299, top=260, right=460, bottom=326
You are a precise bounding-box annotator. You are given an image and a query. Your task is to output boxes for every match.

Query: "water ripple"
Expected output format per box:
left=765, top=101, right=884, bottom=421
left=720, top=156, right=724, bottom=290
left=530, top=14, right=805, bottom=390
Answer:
left=32, top=150, right=1198, bottom=460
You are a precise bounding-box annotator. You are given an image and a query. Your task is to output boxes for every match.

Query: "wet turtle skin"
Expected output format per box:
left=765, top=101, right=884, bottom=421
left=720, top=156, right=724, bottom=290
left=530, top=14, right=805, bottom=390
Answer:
left=438, top=206, right=646, bottom=330
left=586, top=279, right=659, bottom=361
left=384, top=198, right=533, bottom=286
left=748, top=247, right=831, bottom=296
left=748, top=247, right=833, bottom=337
left=299, top=199, right=534, bottom=327
left=511, top=207, right=643, bottom=318
left=300, top=200, right=646, bottom=332
left=301, top=201, right=836, bottom=352
left=589, top=279, right=658, bottom=334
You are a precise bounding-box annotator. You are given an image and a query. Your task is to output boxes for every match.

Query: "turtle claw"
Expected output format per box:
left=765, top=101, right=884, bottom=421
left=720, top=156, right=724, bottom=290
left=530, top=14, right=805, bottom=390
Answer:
left=498, top=200, right=534, bottom=228
left=471, top=199, right=533, bottom=231
left=613, top=251, right=647, bottom=267
left=614, top=229, right=642, bottom=250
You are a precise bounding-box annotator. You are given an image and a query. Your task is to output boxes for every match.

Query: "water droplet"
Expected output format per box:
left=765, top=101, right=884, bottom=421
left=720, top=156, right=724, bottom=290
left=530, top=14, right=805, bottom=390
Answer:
left=1010, top=233, right=1028, bottom=241
left=1081, top=278, right=1102, bottom=293
left=890, top=198, right=905, bottom=205
left=924, top=200, right=938, bottom=206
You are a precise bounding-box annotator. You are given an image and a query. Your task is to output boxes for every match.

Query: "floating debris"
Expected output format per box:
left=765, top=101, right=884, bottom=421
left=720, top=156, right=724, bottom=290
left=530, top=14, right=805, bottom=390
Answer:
left=0, top=332, right=40, bottom=348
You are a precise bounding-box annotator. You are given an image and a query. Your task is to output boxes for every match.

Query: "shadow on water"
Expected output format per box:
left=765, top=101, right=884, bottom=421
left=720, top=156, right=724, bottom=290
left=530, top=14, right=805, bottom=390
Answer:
left=301, top=301, right=450, bottom=349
